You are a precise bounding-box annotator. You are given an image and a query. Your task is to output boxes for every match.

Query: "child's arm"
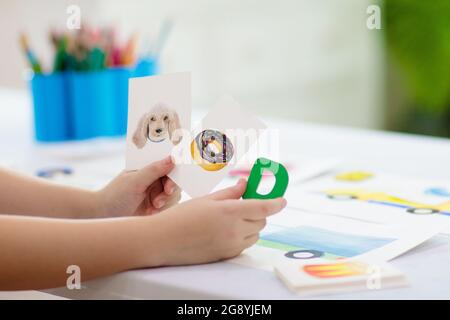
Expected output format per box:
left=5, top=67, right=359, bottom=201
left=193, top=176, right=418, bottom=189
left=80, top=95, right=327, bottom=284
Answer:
left=0, top=168, right=99, bottom=218
left=0, top=214, right=154, bottom=290
left=0, top=157, right=180, bottom=219
left=0, top=181, right=286, bottom=290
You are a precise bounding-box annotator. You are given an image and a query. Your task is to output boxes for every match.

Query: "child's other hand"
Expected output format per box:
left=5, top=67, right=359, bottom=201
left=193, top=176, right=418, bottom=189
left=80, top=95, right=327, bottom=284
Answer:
left=144, top=179, right=287, bottom=266
left=97, top=156, right=181, bottom=217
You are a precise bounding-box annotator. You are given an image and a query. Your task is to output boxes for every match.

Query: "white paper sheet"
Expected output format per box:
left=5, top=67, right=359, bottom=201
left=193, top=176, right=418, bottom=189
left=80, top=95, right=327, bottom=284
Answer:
left=286, top=169, right=450, bottom=234
left=230, top=208, right=445, bottom=271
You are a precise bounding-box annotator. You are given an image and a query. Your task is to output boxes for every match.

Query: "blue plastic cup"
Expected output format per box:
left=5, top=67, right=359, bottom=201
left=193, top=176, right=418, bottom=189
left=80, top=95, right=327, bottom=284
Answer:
left=68, top=70, right=116, bottom=139
left=30, top=73, right=71, bottom=142
left=30, top=57, right=159, bottom=142
left=109, top=58, right=159, bottom=136
left=133, top=58, right=159, bottom=78
left=110, top=67, right=133, bottom=136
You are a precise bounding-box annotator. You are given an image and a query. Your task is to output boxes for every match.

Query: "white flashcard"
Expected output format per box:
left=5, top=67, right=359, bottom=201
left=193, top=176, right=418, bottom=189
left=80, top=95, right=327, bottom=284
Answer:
left=275, top=258, right=408, bottom=296
left=169, top=96, right=267, bottom=198
left=126, top=72, right=191, bottom=170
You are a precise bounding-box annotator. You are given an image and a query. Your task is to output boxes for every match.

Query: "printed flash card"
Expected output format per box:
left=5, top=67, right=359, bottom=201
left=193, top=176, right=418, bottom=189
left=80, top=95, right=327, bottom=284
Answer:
left=126, top=72, right=191, bottom=170
left=275, top=259, right=408, bottom=296
left=169, top=96, right=267, bottom=198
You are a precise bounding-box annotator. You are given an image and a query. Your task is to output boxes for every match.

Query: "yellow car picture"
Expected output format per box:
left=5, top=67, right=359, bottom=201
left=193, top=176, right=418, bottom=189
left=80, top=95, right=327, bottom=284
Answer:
left=325, top=189, right=450, bottom=216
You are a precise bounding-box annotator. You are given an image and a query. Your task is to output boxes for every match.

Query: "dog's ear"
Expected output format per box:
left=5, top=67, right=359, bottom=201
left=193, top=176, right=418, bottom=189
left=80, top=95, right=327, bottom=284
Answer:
left=168, top=111, right=182, bottom=145
left=132, top=114, right=149, bottom=149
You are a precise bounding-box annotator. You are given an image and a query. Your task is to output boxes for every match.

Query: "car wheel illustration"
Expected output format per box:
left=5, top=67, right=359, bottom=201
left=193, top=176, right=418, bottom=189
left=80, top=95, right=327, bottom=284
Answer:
left=327, top=194, right=356, bottom=201
left=285, top=249, right=324, bottom=259
left=406, top=207, right=439, bottom=215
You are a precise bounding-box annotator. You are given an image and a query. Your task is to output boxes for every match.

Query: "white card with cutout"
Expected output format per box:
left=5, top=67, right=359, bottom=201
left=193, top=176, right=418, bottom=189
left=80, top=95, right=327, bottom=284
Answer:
left=169, top=96, right=267, bottom=198
left=126, top=72, right=191, bottom=170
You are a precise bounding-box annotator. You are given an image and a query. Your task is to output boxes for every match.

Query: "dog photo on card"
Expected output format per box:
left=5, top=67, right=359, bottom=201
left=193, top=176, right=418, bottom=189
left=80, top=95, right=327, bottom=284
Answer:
left=169, top=95, right=267, bottom=198
left=126, top=72, right=191, bottom=170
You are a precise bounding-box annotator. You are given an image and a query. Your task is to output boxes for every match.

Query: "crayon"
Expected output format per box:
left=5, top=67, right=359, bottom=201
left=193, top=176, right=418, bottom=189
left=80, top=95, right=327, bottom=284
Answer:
left=19, top=33, right=43, bottom=73
left=121, top=33, right=138, bottom=66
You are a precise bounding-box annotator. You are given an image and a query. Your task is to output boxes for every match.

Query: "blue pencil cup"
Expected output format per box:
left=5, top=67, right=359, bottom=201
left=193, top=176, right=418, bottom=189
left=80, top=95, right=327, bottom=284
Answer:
left=30, top=73, right=71, bottom=142
left=134, top=58, right=158, bottom=77
left=108, top=58, right=159, bottom=136
left=29, top=57, right=158, bottom=142
left=68, top=71, right=116, bottom=139
left=110, top=67, right=133, bottom=136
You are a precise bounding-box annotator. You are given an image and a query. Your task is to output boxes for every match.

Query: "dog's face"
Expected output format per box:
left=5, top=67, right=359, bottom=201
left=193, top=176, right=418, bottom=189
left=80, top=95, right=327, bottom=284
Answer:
left=147, top=110, right=170, bottom=143
left=133, top=103, right=182, bottom=149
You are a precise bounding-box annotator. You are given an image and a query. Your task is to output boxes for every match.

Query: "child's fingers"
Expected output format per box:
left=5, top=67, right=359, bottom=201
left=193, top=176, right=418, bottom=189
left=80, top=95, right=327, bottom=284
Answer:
left=145, top=206, right=160, bottom=215
left=152, top=185, right=181, bottom=209
left=242, top=233, right=259, bottom=249
left=136, top=156, right=174, bottom=188
left=163, top=177, right=178, bottom=195
left=149, top=180, right=164, bottom=208
left=159, top=191, right=182, bottom=211
left=234, top=198, right=287, bottom=220
left=207, top=178, right=247, bottom=201
left=241, top=219, right=267, bottom=236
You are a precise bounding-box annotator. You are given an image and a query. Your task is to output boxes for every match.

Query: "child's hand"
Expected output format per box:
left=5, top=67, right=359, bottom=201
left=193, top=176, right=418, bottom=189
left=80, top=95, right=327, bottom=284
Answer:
left=96, top=156, right=181, bottom=217
left=141, top=179, right=287, bottom=266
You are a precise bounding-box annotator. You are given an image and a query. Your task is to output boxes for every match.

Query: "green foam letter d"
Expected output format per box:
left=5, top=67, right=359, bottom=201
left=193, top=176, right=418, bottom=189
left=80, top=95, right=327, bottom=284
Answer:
left=242, top=158, right=289, bottom=199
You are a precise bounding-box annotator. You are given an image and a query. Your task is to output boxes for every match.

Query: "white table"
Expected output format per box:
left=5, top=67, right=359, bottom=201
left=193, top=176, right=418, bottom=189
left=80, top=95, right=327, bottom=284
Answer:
left=1, top=88, right=450, bottom=299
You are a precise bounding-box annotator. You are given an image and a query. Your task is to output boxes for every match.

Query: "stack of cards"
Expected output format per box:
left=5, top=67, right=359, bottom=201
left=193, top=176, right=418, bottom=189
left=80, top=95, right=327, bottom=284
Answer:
left=126, top=72, right=267, bottom=197
left=274, top=259, right=408, bottom=296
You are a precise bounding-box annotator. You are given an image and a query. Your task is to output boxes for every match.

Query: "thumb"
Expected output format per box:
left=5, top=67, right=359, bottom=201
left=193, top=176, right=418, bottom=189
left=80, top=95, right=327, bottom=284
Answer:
left=135, top=156, right=174, bottom=187
left=208, top=178, right=247, bottom=200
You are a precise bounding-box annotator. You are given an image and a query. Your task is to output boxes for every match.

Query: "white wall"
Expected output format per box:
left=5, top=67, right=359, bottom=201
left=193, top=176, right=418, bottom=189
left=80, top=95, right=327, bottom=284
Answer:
left=0, top=0, right=383, bottom=129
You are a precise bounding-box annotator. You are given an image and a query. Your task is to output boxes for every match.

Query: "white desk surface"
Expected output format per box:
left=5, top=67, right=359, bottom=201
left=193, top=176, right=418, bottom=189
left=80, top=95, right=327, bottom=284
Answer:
left=1, top=87, right=450, bottom=299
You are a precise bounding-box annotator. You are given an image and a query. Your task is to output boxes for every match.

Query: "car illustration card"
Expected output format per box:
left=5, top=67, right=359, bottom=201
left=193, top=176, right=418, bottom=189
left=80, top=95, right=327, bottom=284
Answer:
left=126, top=72, right=191, bottom=170
left=168, top=95, right=267, bottom=198
left=230, top=207, right=445, bottom=272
